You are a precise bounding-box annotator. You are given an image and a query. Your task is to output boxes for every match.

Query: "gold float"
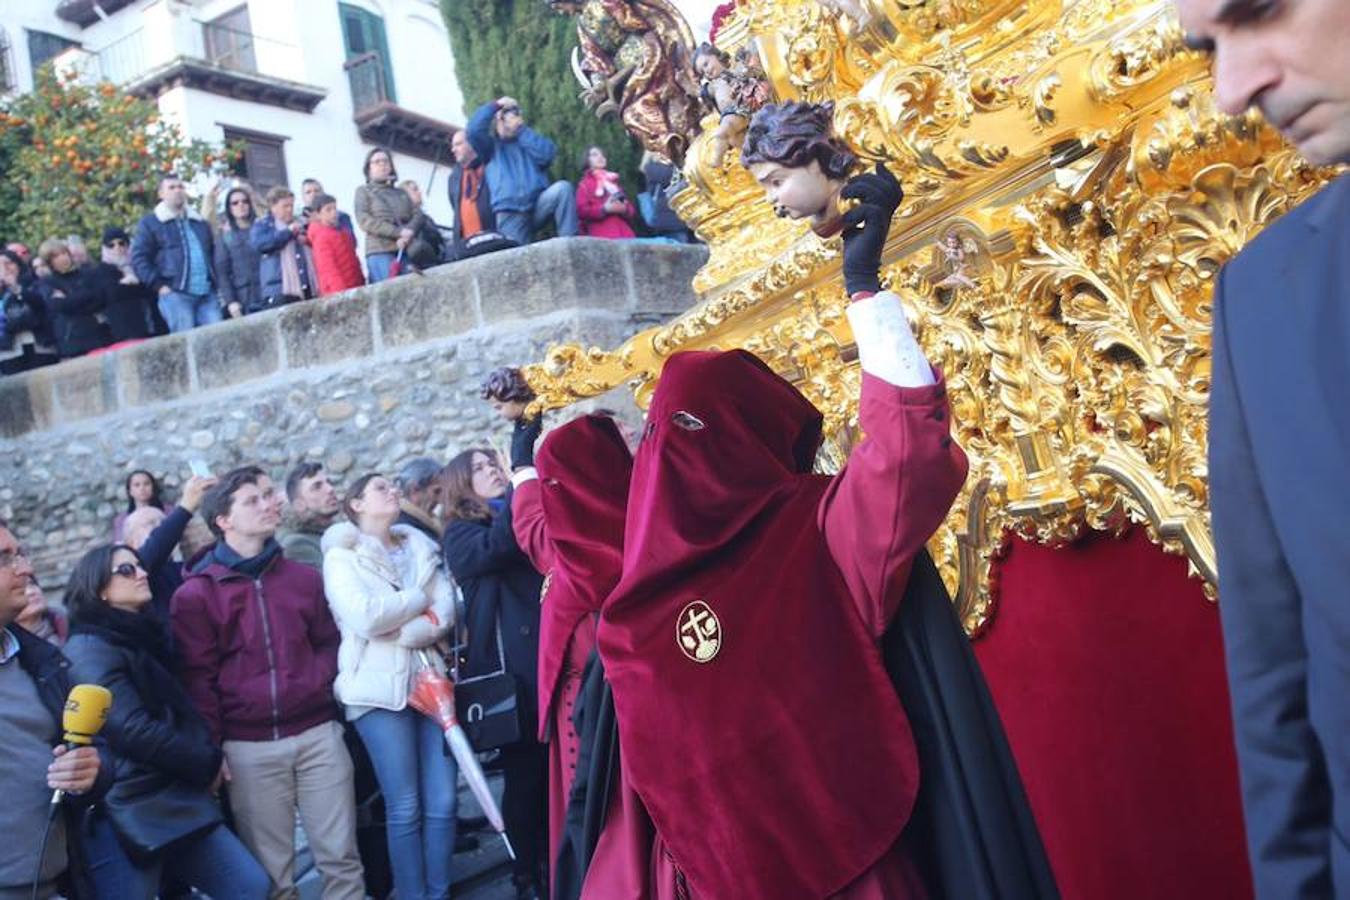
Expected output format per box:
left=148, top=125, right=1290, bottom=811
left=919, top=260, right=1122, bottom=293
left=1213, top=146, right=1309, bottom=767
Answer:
left=527, top=0, right=1335, bottom=633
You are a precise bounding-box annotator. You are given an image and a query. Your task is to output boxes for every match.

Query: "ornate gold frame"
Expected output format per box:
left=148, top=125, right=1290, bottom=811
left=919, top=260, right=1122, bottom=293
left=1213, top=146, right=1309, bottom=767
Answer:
left=526, top=0, right=1335, bottom=632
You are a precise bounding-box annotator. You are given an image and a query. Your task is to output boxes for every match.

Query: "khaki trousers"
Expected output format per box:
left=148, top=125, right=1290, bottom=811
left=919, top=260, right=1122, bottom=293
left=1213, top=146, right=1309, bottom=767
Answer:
left=224, top=720, right=365, bottom=900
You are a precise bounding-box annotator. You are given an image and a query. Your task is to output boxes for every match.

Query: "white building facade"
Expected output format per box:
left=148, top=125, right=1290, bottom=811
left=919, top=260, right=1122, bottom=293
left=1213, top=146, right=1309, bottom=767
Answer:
left=0, top=0, right=465, bottom=248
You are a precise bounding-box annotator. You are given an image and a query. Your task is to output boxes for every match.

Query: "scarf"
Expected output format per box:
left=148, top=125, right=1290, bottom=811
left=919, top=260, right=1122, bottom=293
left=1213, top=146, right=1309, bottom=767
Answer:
left=69, top=602, right=200, bottom=722
left=278, top=231, right=319, bottom=298
left=100, top=245, right=136, bottom=281
left=210, top=537, right=283, bottom=579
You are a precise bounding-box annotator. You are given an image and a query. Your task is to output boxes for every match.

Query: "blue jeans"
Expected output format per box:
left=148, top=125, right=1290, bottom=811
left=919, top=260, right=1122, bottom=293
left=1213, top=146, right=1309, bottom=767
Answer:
left=83, top=815, right=269, bottom=900
left=496, top=180, right=580, bottom=245
left=157, top=290, right=222, bottom=333
left=354, top=707, right=459, bottom=900
left=367, top=252, right=397, bottom=283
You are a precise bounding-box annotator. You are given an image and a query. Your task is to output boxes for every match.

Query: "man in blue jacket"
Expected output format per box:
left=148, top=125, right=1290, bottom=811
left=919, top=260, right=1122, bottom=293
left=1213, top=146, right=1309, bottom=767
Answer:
left=466, top=97, right=579, bottom=246
left=1177, top=0, right=1350, bottom=896
left=131, top=176, right=221, bottom=333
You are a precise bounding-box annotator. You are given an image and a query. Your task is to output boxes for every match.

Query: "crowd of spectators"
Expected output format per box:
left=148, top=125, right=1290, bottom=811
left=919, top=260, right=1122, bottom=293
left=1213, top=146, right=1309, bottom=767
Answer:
left=0, top=366, right=601, bottom=899
left=1, top=105, right=698, bottom=376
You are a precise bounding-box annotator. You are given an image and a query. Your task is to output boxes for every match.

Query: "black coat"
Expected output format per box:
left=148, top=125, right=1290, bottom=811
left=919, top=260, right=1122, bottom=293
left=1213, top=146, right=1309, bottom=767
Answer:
left=39, top=267, right=112, bottom=359
left=1, top=282, right=55, bottom=350
left=213, top=224, right=263, bottom=313
left=89, top=263, right=156, bottom=342
left=64, top=615, right=223, bottom=860
left=441, top=497, right=544, bottom=739
left=13, top=625, right=113, bottom=899
left=137, top=505, right=191, bottom=620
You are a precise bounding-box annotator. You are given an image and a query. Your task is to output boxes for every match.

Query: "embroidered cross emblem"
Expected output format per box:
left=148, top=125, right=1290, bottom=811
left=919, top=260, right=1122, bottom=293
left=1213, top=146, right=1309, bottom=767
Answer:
left=676, top=600, right=722, bottom=663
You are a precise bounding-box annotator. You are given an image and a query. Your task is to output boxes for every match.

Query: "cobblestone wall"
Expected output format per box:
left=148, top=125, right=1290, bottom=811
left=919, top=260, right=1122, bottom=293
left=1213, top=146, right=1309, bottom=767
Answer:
left=0, top=239, right=706, bottom=590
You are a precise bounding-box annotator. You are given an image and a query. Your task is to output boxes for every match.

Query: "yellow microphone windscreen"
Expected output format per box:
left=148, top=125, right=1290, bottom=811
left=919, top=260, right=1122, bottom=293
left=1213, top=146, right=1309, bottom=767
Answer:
left=62, top=684, right=112, bottom=745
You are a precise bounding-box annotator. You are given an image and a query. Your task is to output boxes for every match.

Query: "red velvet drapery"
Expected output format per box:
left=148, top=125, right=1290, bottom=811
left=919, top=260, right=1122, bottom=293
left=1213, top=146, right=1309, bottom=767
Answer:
left=974, top=528, right=1253, bottom=900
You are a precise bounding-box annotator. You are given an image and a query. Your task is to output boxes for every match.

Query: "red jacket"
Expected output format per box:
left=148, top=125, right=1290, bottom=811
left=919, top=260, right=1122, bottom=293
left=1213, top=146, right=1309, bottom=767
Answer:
left=308, top=220, right=365, bottom=295
left=576, top=169, right=636, bottom=239
left=170, top=549, right=341, bottom=743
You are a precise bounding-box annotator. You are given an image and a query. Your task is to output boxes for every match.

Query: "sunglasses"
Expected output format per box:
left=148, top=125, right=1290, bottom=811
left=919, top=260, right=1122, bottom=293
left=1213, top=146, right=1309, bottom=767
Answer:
left=112, top=562, right=143, bottom=578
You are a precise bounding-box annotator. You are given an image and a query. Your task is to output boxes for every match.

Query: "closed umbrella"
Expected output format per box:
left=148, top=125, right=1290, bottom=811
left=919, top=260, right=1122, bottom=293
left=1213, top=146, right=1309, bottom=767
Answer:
left=408, top=651, right=515, bottom=860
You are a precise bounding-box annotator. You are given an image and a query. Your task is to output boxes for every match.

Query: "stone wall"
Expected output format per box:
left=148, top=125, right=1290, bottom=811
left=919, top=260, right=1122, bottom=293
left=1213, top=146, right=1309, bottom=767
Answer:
left=0, top=238, right=706, bottom=590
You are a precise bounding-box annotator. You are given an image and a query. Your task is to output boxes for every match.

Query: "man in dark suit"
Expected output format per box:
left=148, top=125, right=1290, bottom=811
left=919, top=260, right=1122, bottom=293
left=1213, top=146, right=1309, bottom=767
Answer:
left=1177, top=1, right=1350, bottom=896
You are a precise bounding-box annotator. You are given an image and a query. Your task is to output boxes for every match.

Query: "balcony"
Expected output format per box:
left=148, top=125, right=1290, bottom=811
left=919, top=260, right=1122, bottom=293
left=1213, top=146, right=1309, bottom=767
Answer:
left=57, top=15, right=325, bottom=112
left=345, top=52, right=456, bottom=162
left=55, top=0, right=136, bottom=28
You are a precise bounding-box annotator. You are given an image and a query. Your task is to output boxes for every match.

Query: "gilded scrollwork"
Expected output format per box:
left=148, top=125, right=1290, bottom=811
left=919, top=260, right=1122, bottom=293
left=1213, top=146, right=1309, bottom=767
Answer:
left=523, top=0, right=1340, bottom=632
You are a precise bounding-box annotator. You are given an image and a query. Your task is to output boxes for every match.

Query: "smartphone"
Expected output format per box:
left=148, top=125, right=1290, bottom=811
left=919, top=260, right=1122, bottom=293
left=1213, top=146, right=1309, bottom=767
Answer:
left=188, top=459, right=211, bottom=478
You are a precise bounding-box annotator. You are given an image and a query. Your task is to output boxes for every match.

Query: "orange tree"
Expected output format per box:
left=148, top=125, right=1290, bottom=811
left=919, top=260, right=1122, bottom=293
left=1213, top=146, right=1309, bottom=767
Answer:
left=0, top=67, right=235, bottom=246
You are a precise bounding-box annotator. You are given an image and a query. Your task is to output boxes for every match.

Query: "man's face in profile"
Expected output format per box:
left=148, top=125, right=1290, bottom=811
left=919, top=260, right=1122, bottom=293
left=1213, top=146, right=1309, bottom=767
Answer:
left=1176, top=0, right=1350, bottom=165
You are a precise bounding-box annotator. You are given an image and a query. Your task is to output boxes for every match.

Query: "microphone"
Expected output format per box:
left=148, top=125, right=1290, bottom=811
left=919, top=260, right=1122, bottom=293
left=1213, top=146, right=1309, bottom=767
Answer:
left=50, top=683, right=111, bottom=804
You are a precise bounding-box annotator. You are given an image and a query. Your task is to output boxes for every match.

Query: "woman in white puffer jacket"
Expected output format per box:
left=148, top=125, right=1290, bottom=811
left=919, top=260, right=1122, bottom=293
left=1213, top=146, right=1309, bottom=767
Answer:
left=321, top=472, right=460, bottom=900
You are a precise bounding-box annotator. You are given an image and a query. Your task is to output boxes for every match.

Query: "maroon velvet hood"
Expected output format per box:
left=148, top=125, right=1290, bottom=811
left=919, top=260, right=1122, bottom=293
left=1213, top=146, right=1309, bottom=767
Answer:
left=598, top=350, right=919, bottom=900
left=620, top=349, right=823, bottom=582
left=534, top=414, right=631, bottom=734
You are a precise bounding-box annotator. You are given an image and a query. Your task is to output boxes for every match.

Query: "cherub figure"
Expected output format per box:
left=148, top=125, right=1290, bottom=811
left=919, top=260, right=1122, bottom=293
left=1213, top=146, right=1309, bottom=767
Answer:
left=934, top=230, right=978, bottom=289
left=693, top=42, right=771, bottom=169
left=550, top=0, right=703, bottom=164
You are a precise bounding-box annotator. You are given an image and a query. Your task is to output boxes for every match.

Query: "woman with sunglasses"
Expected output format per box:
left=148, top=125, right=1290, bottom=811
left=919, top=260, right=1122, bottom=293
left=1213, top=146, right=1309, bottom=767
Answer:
left=62, top=544, right=270, bottom=899
left=91, top=226, right=159, bottom=341
left=213, top=185, right=264, bottom=317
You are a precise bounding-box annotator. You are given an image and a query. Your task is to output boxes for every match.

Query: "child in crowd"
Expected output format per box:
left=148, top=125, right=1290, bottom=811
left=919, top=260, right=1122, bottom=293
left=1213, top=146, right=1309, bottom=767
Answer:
left=308, top=193, right=366, bottom=296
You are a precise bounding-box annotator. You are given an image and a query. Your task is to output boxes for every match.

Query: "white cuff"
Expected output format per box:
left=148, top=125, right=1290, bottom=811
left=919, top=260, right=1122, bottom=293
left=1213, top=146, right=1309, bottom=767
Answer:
left=510, top=467, right=538, bottom=488
left=846, top=291, right=936, bottom=388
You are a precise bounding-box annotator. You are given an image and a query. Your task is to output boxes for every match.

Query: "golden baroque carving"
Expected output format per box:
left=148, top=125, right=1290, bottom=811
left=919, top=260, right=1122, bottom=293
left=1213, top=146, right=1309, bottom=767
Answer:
left=524, top=0, right=1340, bottom=633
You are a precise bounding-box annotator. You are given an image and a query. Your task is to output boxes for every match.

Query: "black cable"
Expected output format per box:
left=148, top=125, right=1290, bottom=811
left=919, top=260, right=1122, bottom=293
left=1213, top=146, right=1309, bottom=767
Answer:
left=30, top=801, right=59, bottom=900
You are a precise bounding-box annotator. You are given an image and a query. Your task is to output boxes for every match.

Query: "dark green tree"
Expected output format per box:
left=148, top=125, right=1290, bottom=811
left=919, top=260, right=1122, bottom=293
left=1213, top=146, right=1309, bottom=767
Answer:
left=440, top=0, right=645, bottom=202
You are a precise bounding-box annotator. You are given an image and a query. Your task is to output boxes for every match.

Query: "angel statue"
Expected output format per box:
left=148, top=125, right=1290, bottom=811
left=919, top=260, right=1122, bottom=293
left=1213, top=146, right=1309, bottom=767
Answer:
left=694, top=42, right=772, bottom=169
left=549, top=0, right=704, bottom=165
left=935, top=229, right=978, bottom=289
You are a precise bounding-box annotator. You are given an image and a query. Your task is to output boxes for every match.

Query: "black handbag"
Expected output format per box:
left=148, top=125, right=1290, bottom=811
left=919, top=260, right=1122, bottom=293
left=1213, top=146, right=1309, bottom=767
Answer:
left=101, top=771, right=222, bottom=864
left=451, top=616, right=524, bottom=751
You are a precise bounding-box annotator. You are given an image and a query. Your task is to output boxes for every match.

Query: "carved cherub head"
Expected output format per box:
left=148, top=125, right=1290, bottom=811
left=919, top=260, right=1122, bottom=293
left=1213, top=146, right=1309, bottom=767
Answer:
left=693, top=42, right=731, bottom=81
left=480, top=366, right=537, bottom=421
left=741, top=101, right=858, bottom=229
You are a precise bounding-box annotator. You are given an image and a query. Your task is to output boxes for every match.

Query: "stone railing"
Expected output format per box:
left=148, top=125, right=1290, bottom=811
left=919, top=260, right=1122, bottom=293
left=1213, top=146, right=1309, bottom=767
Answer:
left=0, top=238, right=706, bottom=587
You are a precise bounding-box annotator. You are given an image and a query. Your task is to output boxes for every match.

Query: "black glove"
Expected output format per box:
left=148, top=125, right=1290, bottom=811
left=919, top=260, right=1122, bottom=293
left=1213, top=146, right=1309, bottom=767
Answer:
left=840, top=163, right=904, bottom=296
left=510, top=414, right=543, bottom=471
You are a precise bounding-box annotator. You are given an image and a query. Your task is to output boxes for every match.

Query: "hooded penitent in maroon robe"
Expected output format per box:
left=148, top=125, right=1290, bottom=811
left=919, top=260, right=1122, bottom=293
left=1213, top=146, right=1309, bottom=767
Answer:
left=512, top=414, right=634, bottom=889
left=596, top=292, right=969, bottom=899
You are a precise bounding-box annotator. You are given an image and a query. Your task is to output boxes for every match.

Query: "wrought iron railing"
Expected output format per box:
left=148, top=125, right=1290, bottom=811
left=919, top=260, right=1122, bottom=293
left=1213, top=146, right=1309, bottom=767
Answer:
left=83, top=23, right=297, bottom=87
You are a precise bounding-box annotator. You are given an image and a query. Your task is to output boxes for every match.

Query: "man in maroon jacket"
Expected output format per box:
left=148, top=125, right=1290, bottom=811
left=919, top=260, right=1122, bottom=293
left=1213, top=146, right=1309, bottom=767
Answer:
left=171, top=465, right=364, bottom=899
